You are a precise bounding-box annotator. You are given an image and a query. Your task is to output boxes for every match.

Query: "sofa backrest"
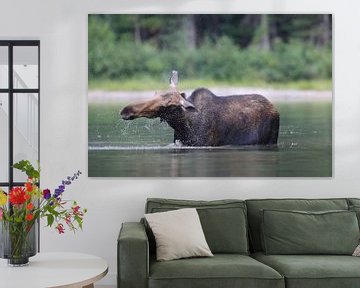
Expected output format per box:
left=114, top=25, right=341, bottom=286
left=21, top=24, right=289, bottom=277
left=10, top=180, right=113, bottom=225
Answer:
left=348, top=198, right=360, bottom=207
left=145, top=198, right=249, bottom=254
left=245, top=198, right=350, bottom=252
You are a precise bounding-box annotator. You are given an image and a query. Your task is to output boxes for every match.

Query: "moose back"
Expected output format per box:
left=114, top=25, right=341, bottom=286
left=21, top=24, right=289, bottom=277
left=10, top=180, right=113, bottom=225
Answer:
left=120, top=88, right=280, bottom=146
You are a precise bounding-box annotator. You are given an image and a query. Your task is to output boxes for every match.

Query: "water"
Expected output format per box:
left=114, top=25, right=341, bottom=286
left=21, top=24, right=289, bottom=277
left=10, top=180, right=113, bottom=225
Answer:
left=88, top=101, right=331, bottom=177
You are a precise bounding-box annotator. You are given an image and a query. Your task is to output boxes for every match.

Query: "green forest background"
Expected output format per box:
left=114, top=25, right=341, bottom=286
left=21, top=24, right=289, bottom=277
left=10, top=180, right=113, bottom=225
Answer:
left=88, top=14, right=332, bottom=91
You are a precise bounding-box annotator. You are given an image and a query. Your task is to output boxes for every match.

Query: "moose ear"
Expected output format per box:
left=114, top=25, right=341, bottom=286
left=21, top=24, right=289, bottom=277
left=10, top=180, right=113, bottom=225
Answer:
left=180, top=92, right=186, bottom=99
left=169, top=70, right=178, bottom=88
left=180, top=99, right=197, bottom=111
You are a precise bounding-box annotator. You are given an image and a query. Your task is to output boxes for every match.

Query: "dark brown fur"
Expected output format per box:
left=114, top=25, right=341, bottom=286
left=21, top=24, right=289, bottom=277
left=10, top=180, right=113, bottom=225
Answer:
left=120, top=88, right=280, bottom=146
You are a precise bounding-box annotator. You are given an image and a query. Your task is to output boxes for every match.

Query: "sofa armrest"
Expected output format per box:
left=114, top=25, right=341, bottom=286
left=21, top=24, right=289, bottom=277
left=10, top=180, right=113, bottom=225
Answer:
left=118, top=222, right=149, bottom=288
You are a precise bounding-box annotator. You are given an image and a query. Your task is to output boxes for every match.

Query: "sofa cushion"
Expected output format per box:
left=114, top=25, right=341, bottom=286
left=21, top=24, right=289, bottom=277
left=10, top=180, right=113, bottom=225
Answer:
left=145, top=208, right=213, bottom=261
left=146, top=198, right=249, bottom=254
left=347, top=198, right=360, bottom=207
left=347, top=199, right=360, bottom=229
left=261, top=209, right=359, bottom=255
left=149, top=254, right=284, bottom=288
left=246, top=198, right=349, bottom=252
left=252, top=252, right=360, bottom=288
left=349, top=205, right=360, bottom=228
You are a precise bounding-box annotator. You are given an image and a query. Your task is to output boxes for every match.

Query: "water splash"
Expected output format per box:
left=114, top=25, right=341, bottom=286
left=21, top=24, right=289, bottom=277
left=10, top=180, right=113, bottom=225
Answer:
left=88, top=144, right=279, bottom=152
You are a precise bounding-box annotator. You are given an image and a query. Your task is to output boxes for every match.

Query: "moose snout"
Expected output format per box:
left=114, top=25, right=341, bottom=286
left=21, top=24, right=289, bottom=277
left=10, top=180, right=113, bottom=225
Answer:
left=120, top=106, right=136, bottom=120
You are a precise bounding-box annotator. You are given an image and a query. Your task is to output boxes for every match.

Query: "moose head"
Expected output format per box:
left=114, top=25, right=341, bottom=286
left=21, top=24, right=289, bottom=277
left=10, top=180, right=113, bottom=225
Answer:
left=120, top=71, right=196, bottom=120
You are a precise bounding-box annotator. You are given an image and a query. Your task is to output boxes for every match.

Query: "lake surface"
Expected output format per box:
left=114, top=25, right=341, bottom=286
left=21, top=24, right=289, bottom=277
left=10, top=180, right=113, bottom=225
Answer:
left=88, top=97, right=332, bottom=177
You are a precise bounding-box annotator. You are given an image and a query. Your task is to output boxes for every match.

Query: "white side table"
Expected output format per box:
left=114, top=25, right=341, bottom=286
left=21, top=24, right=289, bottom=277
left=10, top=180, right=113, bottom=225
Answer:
left=0, top=252, right=108, bottom=288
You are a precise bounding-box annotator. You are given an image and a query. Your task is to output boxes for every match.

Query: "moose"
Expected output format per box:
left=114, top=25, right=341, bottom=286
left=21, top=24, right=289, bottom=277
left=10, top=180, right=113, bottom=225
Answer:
left=120, top=73, right=280, bottom=146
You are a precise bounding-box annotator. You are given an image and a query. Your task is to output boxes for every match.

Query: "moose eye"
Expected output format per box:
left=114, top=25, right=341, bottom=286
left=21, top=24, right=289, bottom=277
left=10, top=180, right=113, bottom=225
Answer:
left=162, top=93, right=172, bottom=99
left=161, top=94, right=173, bottom=103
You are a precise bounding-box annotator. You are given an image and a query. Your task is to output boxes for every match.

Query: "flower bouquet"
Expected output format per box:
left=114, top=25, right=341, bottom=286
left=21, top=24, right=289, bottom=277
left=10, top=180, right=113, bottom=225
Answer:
left=0, top=160, right=87, bottom=266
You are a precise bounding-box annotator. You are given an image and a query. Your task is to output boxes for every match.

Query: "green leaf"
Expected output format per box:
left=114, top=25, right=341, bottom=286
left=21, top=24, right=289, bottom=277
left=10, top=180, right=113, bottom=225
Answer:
left=46, top=206, right=60, bottom=217
left=47, top=214, right=55, bottom=227
left=12, top=160, right=40, bottom=180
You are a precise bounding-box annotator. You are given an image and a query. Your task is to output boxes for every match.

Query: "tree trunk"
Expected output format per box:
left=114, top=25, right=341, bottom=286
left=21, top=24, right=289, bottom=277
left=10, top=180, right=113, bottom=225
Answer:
left=321, top=14, right=331, bottom=46
left=259, top=14, right=271, bottom=51
left=184, top=15, right=196, bottom=49
left=134, top=15, right=142, bottom=45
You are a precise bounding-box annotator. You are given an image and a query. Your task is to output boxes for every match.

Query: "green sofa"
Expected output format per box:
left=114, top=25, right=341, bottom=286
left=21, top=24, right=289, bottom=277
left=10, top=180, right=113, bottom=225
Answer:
left=118, top=198, right=360, bottom=288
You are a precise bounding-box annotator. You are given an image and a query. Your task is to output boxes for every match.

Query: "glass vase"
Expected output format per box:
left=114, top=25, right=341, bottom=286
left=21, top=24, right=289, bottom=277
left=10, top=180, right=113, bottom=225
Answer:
left=0, top=220, right=37, bottom=266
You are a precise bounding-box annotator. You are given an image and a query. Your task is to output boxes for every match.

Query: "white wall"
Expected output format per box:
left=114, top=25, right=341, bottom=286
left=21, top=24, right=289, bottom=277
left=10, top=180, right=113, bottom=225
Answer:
left=1, top=0, right=360, bottom=285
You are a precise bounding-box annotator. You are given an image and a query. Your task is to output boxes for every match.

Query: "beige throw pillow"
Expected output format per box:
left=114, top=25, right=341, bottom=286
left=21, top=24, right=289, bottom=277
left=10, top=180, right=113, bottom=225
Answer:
left=353, top=244, right=360, bottom=256
left=145, top=208, right=213, bottom=261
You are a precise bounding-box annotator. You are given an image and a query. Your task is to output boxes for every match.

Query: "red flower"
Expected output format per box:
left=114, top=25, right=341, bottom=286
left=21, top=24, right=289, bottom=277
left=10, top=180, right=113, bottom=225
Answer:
left=25, top=182, right=33, bottom=192
left=26, top=203, right=34, bottom=210
left=24, top=193, right=31, bottom=200
left=9, top=187, right=26, bottom=205
left=26, top=214, right=33, bottom=221
left=43, top=189, right=51, bottom=200
left=72, top=205, right=80, bottom=214
left=65, top=214, right=71, bottom=225
left=56, top=223, right=65, bottom=234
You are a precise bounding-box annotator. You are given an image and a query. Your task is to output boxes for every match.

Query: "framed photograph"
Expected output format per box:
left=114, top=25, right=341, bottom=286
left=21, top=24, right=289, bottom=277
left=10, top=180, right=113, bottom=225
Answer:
left=88, top=14, right=332, bottom=177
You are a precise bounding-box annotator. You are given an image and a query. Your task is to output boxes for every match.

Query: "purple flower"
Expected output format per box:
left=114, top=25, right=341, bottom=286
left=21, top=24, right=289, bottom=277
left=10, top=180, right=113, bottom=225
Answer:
left=43, top=189, right=51, bottom=200
left=54, top=189, right=63, bottom=198
left=53, top=171, right=82, bottom=199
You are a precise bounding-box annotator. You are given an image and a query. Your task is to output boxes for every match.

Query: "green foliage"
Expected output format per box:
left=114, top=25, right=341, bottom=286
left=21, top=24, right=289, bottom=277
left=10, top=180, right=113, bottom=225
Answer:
left=89, top=36, right=331, bottom=85
left=89, top=77, right=331, bottom=91
left=12, top=160, right=40, bottom=180
left=258, top=40, right=332, bottom=82
left=88, top=16, right=117, bottom=78
left=88, top=15, right=332, bottom=87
